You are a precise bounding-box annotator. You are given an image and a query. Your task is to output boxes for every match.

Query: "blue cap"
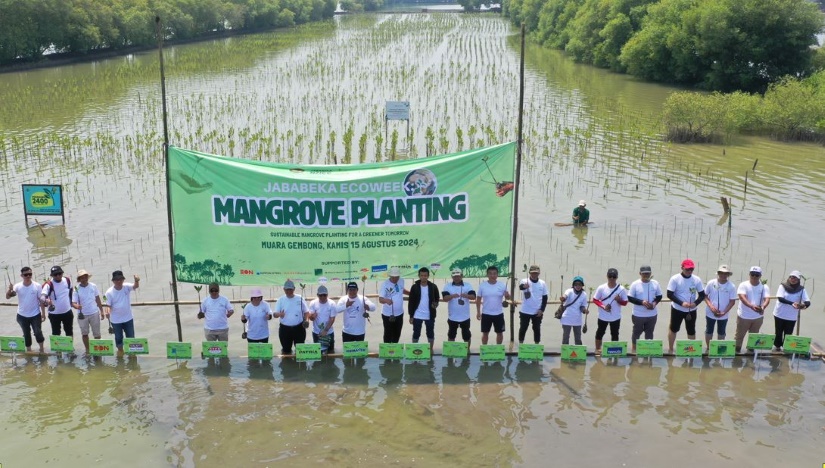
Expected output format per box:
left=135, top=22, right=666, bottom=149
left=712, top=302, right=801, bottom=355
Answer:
left=572, top=276, right=584, bottom=285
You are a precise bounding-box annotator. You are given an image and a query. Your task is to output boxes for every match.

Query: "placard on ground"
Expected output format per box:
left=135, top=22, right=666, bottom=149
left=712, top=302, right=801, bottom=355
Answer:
left=601, top=341, right=627, bottom=358
left=675, top=340, right=703, bottom=358
left=123, top=338, right=149, bottom=355
left=561, top=344, right=587, bottom=361
left=636, top=340, right=663, bottom=357
left=296, top=343, right=322, bottom=361
left=746, top=333, right=773, bottom=350
left=167, top=342, right=192, bottom=359
left=404, top=343, right=431, bottom=360
left=0, top=336, right=25, bottom=352
left=343, top=341, right=369, bottom=359
left=202, top=341, right=228, bottom=358
left=378, top=343, right=403, bottom=359
left=90, top=339, right=115, bottom=356
left=517, top=344, right=544, bottom=360
left=480, top=345, right=506, bottom=361
left=783, top=336, right=812, bottom=354
left=442, top=341, right=468, bottom=359
left=50, top=335, right=74, bottom=352
left=709, top=340, right=736, bottom=358
left=248, top=342, right=273, bottom=359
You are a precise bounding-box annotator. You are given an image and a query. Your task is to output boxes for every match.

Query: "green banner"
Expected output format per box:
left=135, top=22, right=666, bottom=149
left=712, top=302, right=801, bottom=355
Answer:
left=442, top=341, right=469, bottom=359
left=202, top=341, right=228, bottom=358
left=123, top=338, right=149, bottom=355
left=517, top=344, right=544, bottom=360
left=378, top=343, right=404, bottom=359
left=343, top=341, right=369, bottom=359
left=169, top=143, right=516, bottom=285
left=675, top=340, right=703, bottom=358
left=248, top=342, right=273, bottom=359
left=50, top=335, right=74, bottom=353
left=167, top=342, right=193, bottom=359
left=783, top=335, right=812, bottom=354
left=0, top=336, right=25, bottom=352
left=709, top=340, right=736, bottom=358
left=561, top=344, right=587, bottom=361
left=746, top=333, right=773, bottom=350
left=601, top=341, right=627, bottom=358
left=636, top=340, right=663, bottom=357
left=90, top=339, right=115, bottom=356
left=404, top=343, right=431, bottom=360
left=480, top=344, right=506, bottom=361
left=296, top=343, right=322, bottom=361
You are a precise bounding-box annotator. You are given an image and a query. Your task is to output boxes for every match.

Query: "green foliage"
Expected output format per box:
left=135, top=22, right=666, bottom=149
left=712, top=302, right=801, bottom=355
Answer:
left=458, top=0, right=483, bottom=12
left=449, top=254, right=510, bottom=278
left=175, top=256, right=236, bottom=284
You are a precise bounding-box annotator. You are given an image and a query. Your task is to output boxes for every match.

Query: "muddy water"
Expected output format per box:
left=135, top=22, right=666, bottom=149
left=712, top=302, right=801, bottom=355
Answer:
left=1, top=12, right=825, bottom=467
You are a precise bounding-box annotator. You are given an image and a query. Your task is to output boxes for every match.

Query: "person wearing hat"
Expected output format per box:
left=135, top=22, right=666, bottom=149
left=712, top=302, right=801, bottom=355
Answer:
left=665, top=259, right=705, bottom=354
left=735, top=266, right=771, bottom=353
left=593, top=268, right=629, bottom=354
left=40, top=265, right=75, bottom=340
left=378, top=267, right=408, bottom=343
left=702, top=265, right=737, bottom=352
left=442, top=268, right=476, bottom=347
left=72, top=270, right=105, bottom=354
left=308, top=285, right=337, bottom=353
left=772, top=270, right=810, bottom=352
left=518, top=265, right=549, bottom=345
left=104, top=270, right=140, bottom=356
left=6, top=266, right=46, bottom=353
left=559, top=276, right=589, bottom=345
left=199, top=282, right=234, bottom=343
left=476, top=265, right=511, bottom=345
left=572, top=200, right=590, bottom=226
left=336, top=281, right=376, bottom=342
left=274, top=279, right=309, bottom=355
left=627, top=265, right=663, bottom=353
left=408, top=267, right=440, bottom=352
left=241, top=288, right=272, bottom=343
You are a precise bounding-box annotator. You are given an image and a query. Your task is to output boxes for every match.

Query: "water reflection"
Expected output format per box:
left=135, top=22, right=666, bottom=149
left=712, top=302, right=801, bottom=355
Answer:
left=570, top=224, right=589, bottom=248
left=26, top=223, right=72, bottom=263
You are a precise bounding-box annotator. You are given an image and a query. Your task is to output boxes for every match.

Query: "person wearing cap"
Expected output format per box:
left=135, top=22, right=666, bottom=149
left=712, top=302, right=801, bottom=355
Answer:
left=274, top=280, right=309, bottom=355
left=442, top=268, right=476, bottom=346
left=242, top=288, right=272, bottom=343
left=378, top=267, right=408, bottom=343
left=476, top=265, right=511, bottom=345
left=772, top=270, right=810, bottom=352
left=702, top=265, right=737, bottom=352
left=72, top=270, right=105, bottom=354
left=337, top=282, right=376, bottom=342
left=308, top=285, right=337, bottom=353
left=572, top=200, right=590, bottom=226
left=198, top=282, right=234, bottom=343
left=560, top=276, right=589, bottom=345
left=6, top=266, right=46, bottom=353
left=593, top=268, right=629, bottom=354
left=627, top=265, right=663, bottom=353
left=104, top=270, right=140, bottom=356
left=41, top=265, right=75, bottom=339
left=408, top=267, right=440, bottom=351
left=665, top=259, right=705, bottom=354
left=735, top=266, right=771, bottom=353
left=518, top=265, right=549, bottom=345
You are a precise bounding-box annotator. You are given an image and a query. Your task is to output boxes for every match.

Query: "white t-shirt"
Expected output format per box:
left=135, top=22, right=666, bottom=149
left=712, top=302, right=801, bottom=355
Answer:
left=520, top=278, right=548, bottom=315
left=413, top=284, right=431, bottom=320
left=337, top=295, right=375, bottom=336
left=105, top=283, right=135, bottom=324
left=737, top=281, right=770, bottom=320
left=243, top=301, right=272, bottom=340
left=442, top=281, right=475, bottom=322
left=75, top=283, right=102, bottom=316
left=42, top=277, right=73, bottom=314
left=773, top=285, right=810, bottom=321
left=704, top=279, right=737, bottom=320
left=594, top=283, right=628, bottom=322
left=379, top=278, right=405, bottom=317
left=478, top=281, right=507, bottom=316
left=275, top=295, right=308, bottom=327
left=628, top=279, right=662, bottom=318
left=667, top=273, right=704, bottom=312
left=309, top=299, right=338, bottom=335
left=14, top=281, right=42, bottom=318
left=201, top=295, right=233, bottom=330
left=560, top=287, right=589, bottom=326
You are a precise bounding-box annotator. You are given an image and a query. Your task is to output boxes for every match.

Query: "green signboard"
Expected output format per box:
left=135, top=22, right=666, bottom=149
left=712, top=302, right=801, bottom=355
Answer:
left=746, top=333, right=773, bottom=350
left=343, top=341, right=369, bottom=359
left=708, top=340, right=736, bottom=358
left=202, top=341, right=228, bottom=358
left=169, top=143, right=516, bottom=285
left=783, top=335, right=812, bottom=354
left=50, top=335, right=74, bottom=353
left=561, top=345, right=587, bottom=361
left=378, top=343, right=404, bottom=359
left=517, top=344, right=544, bottom=361
left=636, top=340, right=663, bottom=357
left=296, top=343, right=322, bottom=361
left=123, top=338, right=149, bottom=355
left=167, top=342, right=193, bottom=359
left=601, top=341, right=627, bottom=358
left=248, top=342, right=273, bottom=359
left=404, top=343, right=431, bottom=360
left=442, top=341, right=469, bottom=359
left=0, top=336, right=25, bottom=352
left=22, top=184, right=64, bottom=216
left=675, top=340, right=703, bottom=358
left=480, top=345, right=506, bottom=362
left=90, top=339, right=115, bottom=356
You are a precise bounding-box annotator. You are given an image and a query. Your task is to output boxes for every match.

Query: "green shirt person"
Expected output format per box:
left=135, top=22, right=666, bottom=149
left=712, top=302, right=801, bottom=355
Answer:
left=572, top=200, right=590, bottom=225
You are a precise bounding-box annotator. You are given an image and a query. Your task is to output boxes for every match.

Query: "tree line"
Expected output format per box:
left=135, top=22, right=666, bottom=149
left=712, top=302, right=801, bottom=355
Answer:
left=0, top=0, right=337, bottom=66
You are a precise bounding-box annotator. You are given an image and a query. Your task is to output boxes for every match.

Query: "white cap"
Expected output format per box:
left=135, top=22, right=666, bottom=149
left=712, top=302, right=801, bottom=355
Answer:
left=249, top=288, right=263, bottom=298
left=717, top=265, right=731, bottom=273
left=789, top=270, right=802, bottom=279
left=578, top=200, right=586, bottom=206
left=749, top=266, right=762, bottom=275
left=389, top=267, right=401, bottom=277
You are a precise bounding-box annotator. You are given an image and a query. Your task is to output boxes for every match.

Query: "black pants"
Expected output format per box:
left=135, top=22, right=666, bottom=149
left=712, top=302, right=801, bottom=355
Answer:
left=382, top=315, right=404, bottom=343
left=447, top=319, right=471, bottom=342
left=774, top=316, right=796, bottom=348
left=278, top=323, right=306, bottom=355
left=48, top=310, right=74, bottom=336
left=247, top=337, right=269, bottom=343
left=17, top=314, right=45, bottom=348
left=595, top=319, right=621, bottom=341
left=342, top=331, right=365, bottom=342
left=518, top=312, right=543, bottom=343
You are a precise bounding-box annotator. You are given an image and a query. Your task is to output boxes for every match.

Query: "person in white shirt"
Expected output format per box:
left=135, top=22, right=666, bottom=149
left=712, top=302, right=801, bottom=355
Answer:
left=772, top=270, right=810, bottom=352
left=593, top=268, right=629, bottom=354
left=377, top=267, right=407, bottom=343
left=309, top=285, right=337, bottom=354
left=703, top=265, right=737, bottom=351
left=337, top=282, right=376, bottom=342
left=560, top=276, right=589, bottom=345
left=41, top=265, right=74, bottom=338
left=666, top=258, right=705, bottom=354
left=274, top=279, right=308, bottom=355
left=199, top=282, right=234, bottom=342
left=735, top=266, right=771, bottom=353
left=518, top=265, right=549, bottom=345
left=627, top=265, right=663, bottom=354
left=6, top=266, right=45, bottom=353
left=476, top=265, right=511, bottom=345
left=104, top=270, right=140, bottom=356
left=72, top=269, right=105, bottom=354
left=241, top=288, right=272, bottom=343
left=442, top=268, right=476, bottom=346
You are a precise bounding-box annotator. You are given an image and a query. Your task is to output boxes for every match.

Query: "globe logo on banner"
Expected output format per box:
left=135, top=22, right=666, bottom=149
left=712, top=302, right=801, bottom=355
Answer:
left=403, top=169, right=437, bottom=196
